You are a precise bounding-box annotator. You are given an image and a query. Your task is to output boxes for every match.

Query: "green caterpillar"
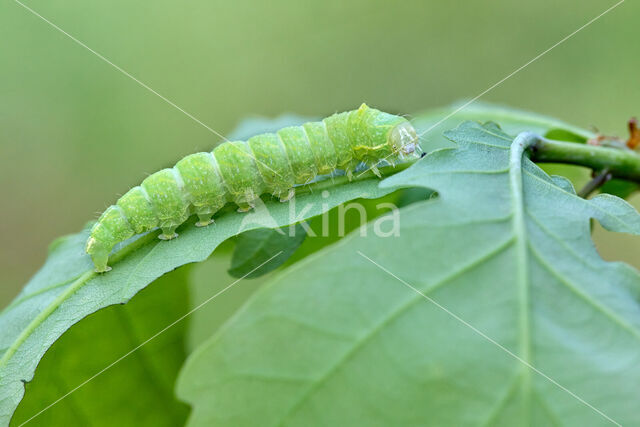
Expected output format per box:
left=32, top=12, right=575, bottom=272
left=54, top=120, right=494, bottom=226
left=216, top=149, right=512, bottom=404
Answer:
left=86, top=104, right=419, bottom=272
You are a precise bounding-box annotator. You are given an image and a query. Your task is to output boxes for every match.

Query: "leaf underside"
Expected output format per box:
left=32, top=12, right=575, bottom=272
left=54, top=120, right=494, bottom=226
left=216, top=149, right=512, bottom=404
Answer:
left=0, top=178, right=392, bottom=426
left=228, top=224, right=307, bottom=279
left=177, top=122, right=640, bottom=426
left=0, top=103, right=629, bottom=426
left=10, top=268, right=191, bottom=426
left=0, top=113, right=398, bottom=425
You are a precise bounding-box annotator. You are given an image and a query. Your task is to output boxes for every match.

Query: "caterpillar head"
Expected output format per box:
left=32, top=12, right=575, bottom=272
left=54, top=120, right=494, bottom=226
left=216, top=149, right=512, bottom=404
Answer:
left=389, top=121, right=420, bottom=159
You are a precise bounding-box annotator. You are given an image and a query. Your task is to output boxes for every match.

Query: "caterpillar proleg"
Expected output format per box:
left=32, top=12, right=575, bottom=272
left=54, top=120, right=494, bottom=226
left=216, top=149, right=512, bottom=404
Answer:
left=86, top=104, right=420, bottom=272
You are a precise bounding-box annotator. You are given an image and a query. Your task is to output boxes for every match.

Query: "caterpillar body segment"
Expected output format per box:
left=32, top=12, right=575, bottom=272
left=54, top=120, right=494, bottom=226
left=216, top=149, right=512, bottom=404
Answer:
left=302, top=121, right=337, bottom=175
left=174, top=152, right=226, bottom=226
left=246, top=133, right=295, bottom=201
left=86, top=104, right=420, bottom=272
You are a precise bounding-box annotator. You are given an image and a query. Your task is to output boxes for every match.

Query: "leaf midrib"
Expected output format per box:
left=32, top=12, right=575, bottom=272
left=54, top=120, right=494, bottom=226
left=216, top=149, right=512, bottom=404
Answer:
left=508, top=134, right=535, bottom=421
left=0, top=270, right=96, bottom=371
left=0, top=231, right=161, bottom=382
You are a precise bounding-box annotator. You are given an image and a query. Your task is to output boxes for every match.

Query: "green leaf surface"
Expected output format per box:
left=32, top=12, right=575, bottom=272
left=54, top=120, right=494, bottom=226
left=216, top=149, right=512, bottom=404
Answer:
left=600, top=179, right=640, bottom=199
left=177, top=122, right=640, bottom=426
left=0, top=108, right=400, bottom=426
left=187, top=246, right=274, bottom=352
left=412, top=100, right=594, bottom=153
left=10, top=267, right=191, bottom=426
left=0, top=175, right=393, bottom=425
left=543, top=128, right=588, bottom=143
left=187, top=190, right=405, bottom=353
left=229, top=224, right=307, bottom=279
left=413, top=101, right=595, bottom=191
left=0, top=105, right=627, bottom=426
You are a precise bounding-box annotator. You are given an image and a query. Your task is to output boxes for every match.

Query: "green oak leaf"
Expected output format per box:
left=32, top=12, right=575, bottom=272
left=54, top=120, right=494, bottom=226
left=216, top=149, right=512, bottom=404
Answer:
left=229, top=224, right=307, bottom=279
left=412, top=101, right=596, bottom=191
left=0, top=111, right=396, bottom=426
left=187, top=191, right=407, bottom=353
left=10, top=267, right=191, bottom=426
left=176, top=122, right=640, bottom=426
left=0, top=176, right=393, bottom=426
left=600, top=179, right=639, bottom=200
left=411, top=100, right=594, bottom=153
left=0, top=106, right=626, bottom=426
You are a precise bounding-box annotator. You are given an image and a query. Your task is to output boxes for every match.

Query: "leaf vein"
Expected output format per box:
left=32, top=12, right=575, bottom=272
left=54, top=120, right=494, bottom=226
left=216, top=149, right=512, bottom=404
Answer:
left=275, top=235, right=515, bottom=424
left=527, top=243, right=640, bottom=341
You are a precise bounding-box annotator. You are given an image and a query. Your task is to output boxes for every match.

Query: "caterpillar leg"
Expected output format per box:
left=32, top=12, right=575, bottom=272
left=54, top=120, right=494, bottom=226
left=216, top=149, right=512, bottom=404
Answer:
left=195, top=206, right=215, bottom=227
left=279, top=188, right=295, bottom=203
left=343, top=159, right=363, bottom=181
left=194, top=202, right=223, bottom=227
left=234, top=189, right=259, bottom=212
left=236, top=202, right=255, bottom=212
left=370, top=164, right=382, bottom=178
left=195, top=213, right=214, bottom=227
left=158, top=225, right=179, bottom=240
left=91, top=251, right=112, bottom=273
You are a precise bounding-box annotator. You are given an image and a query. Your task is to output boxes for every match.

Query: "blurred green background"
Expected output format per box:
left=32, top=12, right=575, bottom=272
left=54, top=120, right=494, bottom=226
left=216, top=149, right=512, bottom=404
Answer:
left=1, top=0, right=638, bottom=306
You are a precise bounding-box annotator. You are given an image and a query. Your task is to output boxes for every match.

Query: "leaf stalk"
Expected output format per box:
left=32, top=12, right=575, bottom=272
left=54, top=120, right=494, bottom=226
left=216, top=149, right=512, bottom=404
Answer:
left=529, top=138, right=640, bottom=183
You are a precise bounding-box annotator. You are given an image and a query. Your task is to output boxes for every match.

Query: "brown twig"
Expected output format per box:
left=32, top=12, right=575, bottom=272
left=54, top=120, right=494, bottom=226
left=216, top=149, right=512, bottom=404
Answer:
left=578, top=168, right=612, bottom=198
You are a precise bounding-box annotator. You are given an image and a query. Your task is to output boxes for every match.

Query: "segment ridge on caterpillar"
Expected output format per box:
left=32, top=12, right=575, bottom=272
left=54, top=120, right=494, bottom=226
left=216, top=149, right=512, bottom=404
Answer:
left=86, top=103, right=420, bottom=272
